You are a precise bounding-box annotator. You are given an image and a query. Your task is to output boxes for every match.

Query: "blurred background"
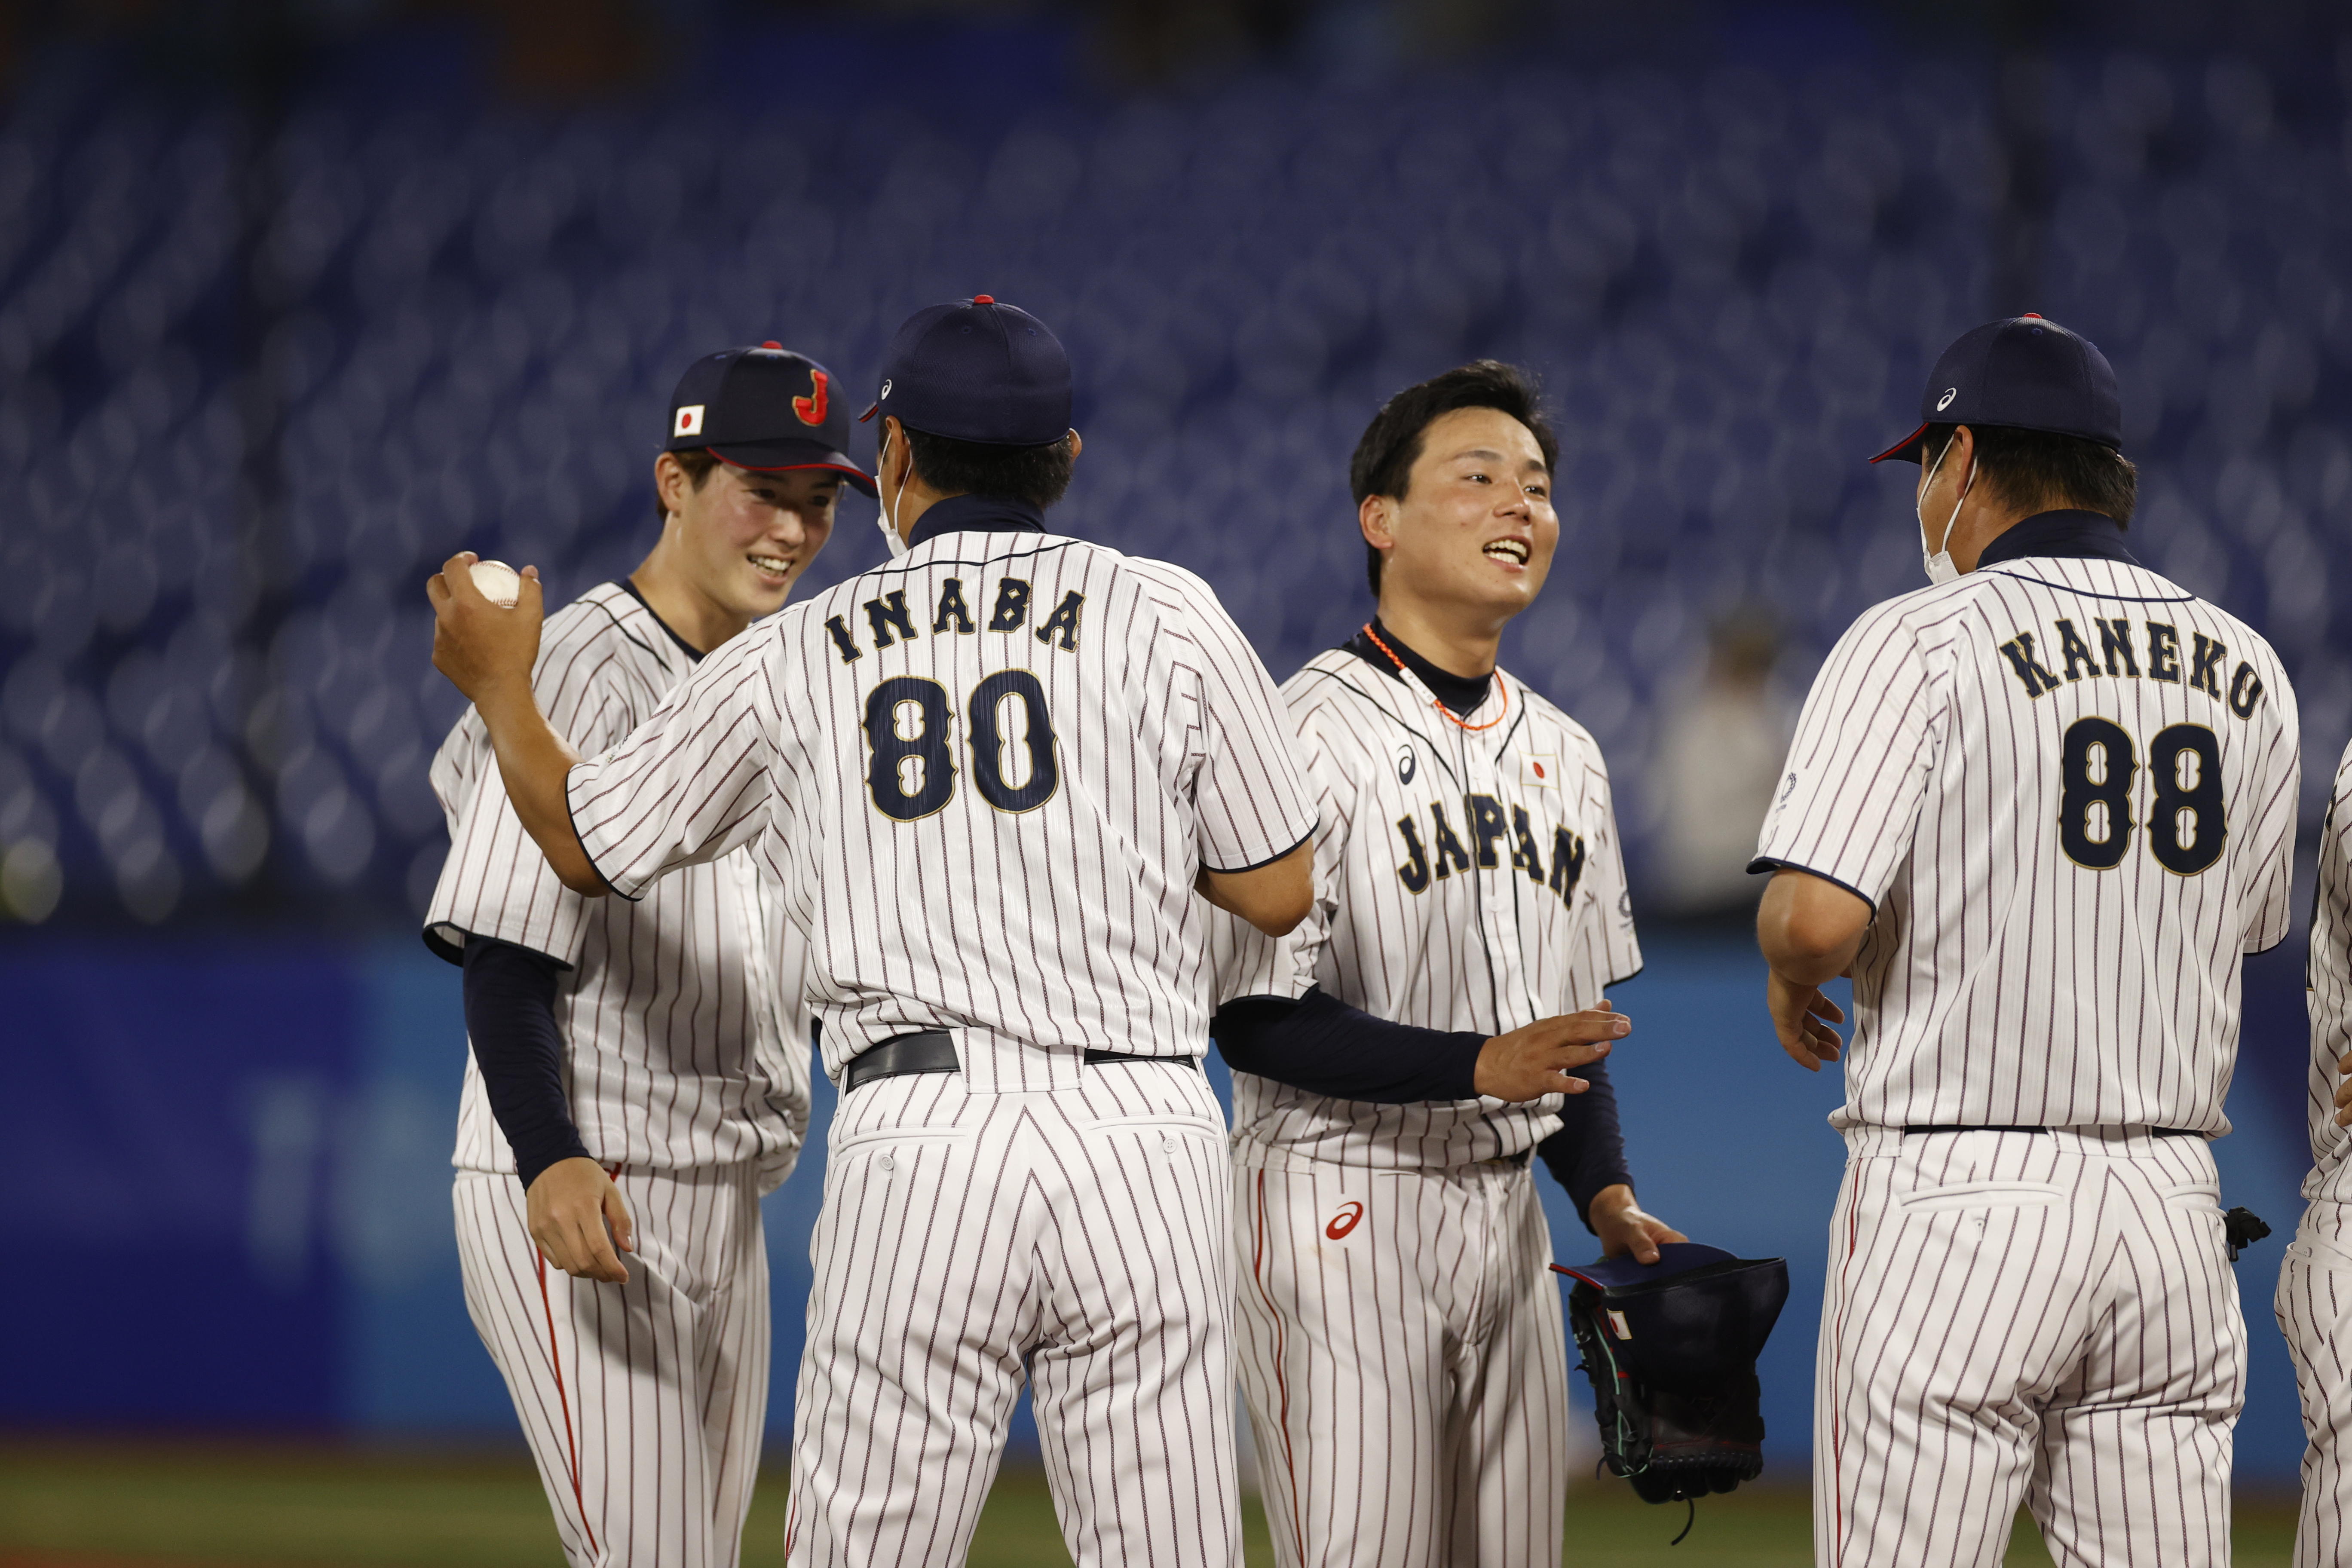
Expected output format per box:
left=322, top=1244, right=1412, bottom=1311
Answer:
left=0, top=0, right=2344, bottom=1562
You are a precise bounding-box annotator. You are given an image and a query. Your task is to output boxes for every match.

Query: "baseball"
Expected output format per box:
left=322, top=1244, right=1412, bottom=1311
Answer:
left=469, top=559, right=521, bottom=608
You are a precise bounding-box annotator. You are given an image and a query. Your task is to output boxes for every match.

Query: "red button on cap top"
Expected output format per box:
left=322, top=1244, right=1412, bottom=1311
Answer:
left=2021, top=312, right=2043, bottom=319
left=972, top=294, right=995, bottom=305
left=761, top=340, right=782, bottom=349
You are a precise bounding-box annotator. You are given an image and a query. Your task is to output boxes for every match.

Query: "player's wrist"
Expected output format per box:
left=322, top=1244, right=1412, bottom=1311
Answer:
left=1587, top=1182, right=1638, bottom=1223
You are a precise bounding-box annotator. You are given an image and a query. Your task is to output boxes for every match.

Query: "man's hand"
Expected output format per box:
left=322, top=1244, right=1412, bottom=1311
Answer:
left=527, top=1158, right=635, bottom=1283
left=426, top=553, right=603, bottom=897
left=1766, top=970, right=1846, bottom=1071
left=1756, top=869, right=1867, bottom=1073
left=1589, top=1183, right=1687, bottom=1265
left=1473, top=1001, right=1629, bottom=1102
left=429, top=552, right=545, bottom=711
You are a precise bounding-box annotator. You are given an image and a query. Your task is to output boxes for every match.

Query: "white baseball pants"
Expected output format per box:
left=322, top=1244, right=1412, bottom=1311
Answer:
left=1233, top=1152, right=1573, bottom=1568
left=2277, top=1197, right=2352, bottom=1566
left=454, top=1161, right=771, bottom=1568
left=783, top=1058, right=1241, bottom=1568
left=1816, top=1127, right=2242, bottom=1568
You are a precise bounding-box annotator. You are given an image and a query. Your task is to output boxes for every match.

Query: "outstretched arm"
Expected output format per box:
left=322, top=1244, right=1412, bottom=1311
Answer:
left=427, top=553, right=605, bottom=897
left=1212, top=986, right=1628, bottom=1103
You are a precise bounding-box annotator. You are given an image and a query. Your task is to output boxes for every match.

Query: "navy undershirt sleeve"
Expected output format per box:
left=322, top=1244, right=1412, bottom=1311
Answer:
left=1537, top=1063, right=1634, bottom=1234
left=461, top=935, right=592, bottom=1188
left=1212, top=986, right=1487, bottom=1102
left=1211, top=985, right=1635, bottom=1233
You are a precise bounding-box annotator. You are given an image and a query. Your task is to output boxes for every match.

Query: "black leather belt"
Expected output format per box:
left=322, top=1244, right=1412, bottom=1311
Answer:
left=842, top=1030, right=1200, bottom=1093
left=1903, top=1124, right=2203, bottom=1137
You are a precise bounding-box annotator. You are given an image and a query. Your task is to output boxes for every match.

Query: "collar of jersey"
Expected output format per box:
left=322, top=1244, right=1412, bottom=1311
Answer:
left=613, top=578, right=704, bottom=661
left=1341, top=617, right=1497, bottom=721
left=905, top=494, right=1047, bottom=550
left=1972, top=509, right=2138, bottom=572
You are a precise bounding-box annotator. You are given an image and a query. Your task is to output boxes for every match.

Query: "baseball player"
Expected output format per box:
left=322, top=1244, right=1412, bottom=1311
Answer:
left=424, top=343, right=871, bottom=1568
left=1755, top=316, right=2300, bottom=1567
left=2280, top=736, right=2352, bottom=1567
left=1208, top=360, right=1684, bottom=1568
left=423, top=295, right=1318, bottom=1568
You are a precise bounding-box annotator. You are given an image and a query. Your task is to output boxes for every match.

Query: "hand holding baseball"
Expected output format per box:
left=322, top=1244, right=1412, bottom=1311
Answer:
left=428, top=551, right=545, bottom=708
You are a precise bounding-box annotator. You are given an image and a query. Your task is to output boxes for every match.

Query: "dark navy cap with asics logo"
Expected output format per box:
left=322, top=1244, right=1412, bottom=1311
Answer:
left=1869, top=314, right=2123, bottom=465
left=859, top=295, right=1072, bottom=447
left=665, top=343, right=877, bottom=496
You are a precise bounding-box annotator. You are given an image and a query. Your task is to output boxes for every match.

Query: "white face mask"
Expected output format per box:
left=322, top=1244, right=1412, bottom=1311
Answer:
left=1918, top=438, right=1974, bottom=586
left=875, top=429, right=909, bottom=560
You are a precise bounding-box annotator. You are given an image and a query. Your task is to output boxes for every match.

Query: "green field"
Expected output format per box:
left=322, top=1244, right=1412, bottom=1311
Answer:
left=0, top=1442, right=2303, bottom=1566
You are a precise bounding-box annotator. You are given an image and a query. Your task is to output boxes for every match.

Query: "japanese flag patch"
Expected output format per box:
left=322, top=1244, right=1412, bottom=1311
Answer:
left=1519, top=753, right=1561, bottom=789
left=674, top=404, right=706, bottom=437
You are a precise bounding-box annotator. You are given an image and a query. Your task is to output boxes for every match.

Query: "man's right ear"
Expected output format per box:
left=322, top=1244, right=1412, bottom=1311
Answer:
left=1359, top=493, right=1395, bottom=550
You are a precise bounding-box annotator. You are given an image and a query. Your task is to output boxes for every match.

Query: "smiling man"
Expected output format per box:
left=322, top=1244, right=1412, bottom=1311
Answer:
left=1207, top=360, right=1681, bottom=1567
left=423, top=343, right=870, bottom=1568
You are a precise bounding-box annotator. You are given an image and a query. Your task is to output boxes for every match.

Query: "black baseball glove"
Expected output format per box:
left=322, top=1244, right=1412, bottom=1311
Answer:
left=1553, top=1243, right=1791, bottom=1510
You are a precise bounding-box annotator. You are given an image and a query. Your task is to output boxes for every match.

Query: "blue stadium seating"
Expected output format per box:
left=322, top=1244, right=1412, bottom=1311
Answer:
left=0, top=52, right=2343, bottom=925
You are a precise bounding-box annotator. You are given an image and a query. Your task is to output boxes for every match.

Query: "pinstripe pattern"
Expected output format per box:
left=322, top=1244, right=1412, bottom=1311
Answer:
left=1757, top=557, right=2300, bottom=1135
left=1235, top=1159, right=1570, bottom=1568
left=553, top=531, right=1308, bottom=1565
left=2279, top=1202, right=2352, bottom=1568
left=1818, top=1128, right=2241, bottom=1568
left=2279, top=738, right=2352, bottom=1566
left=1206, top=649, right=1630, bottom=1566
left=1766, top=551, right=2299, bottom=1567
left=426, top=582, right=811, bottom=1184
left=783, top=1061, right=1242, bottom=1568
left=1212, top=650, right=1640, bottom=1167
left=428, top=582, right=810, bottom=1566
left=455, top=1162, right=772, bottom=1568
left=2296, top=739, right=2352, bottom=1204
left=565, top=532, right=1316, bottom=1094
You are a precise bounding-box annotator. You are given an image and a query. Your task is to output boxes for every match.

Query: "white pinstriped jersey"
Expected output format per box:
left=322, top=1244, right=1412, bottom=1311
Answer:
left=426, top=582, right=811, bottom=1185
left=1211, top=648, right=1641, bottom=1168
left=2301, top=738, right=2352, bottom=1204
left=1755, top=551, right=2299, bottom=1135
left=565, top=528, right=1317, bottom=1093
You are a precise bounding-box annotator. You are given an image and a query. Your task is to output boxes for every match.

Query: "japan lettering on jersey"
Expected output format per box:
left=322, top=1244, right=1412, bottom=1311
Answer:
left=2302, top=737, right=2352, bottom=1202
left=426, top=582, right=808, bottom=1183
left=564, top=529, right=1316, bottom=1094
left=1212, top=649, right=1639, bottom=1168
left=1755, top=553, right=2299, bottom=1134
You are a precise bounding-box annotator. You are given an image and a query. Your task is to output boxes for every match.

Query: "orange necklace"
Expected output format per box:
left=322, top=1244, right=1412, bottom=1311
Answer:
left=1361, top=622, right=1509, bottom=732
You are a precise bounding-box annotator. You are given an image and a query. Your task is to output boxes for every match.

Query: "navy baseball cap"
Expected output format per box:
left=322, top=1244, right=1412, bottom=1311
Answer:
left=1869, top=314, right=2123, bottom=465
left=858, top=295, right=1072, bottom=447
left=665, top=343, right=876, bottom=496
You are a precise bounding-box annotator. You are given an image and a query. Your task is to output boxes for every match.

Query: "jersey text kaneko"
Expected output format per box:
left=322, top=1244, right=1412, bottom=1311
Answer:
left=1990, top=612, right=2268, bottom=717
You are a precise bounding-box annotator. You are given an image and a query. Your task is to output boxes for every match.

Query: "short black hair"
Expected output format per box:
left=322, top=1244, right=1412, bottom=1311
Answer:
left=657, top=447, right=721, bottom=525
left=1920, top=423, right=2138, bottom=528
left=1350, top=361, right=1559, bottom=597
left=903, top=426, right=1075, bottom=511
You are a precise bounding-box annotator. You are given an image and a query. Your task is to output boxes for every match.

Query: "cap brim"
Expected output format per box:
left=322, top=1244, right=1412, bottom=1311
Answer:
left=1868, top=422, right=1931, bottom=465
left=708, top=443, right=878, bottom=498
left=857, top=402, right=879, bottom=424
left=1550, top=1241, right=1743, bottom=1292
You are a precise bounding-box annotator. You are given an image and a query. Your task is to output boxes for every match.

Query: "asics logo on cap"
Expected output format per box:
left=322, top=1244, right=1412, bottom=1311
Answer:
left=1936, top=387, right=1958, bottom=411
left=675, top=404, right=706, bottom=436
left=879, top=378, right=892, bottom=398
